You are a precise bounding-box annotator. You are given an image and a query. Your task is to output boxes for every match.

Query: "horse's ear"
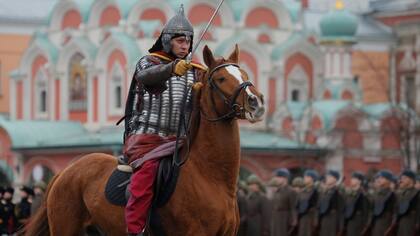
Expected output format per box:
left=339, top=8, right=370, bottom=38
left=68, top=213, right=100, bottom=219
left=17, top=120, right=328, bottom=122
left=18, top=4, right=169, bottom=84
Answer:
left=228, top=44, right=240, bottom=63
left=203, top=45, right=215, bottom=67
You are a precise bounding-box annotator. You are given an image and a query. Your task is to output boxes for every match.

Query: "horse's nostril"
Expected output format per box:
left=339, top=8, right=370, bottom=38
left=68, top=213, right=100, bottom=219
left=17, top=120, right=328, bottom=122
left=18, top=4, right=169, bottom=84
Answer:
left=248, top=96, right=258, bottom=109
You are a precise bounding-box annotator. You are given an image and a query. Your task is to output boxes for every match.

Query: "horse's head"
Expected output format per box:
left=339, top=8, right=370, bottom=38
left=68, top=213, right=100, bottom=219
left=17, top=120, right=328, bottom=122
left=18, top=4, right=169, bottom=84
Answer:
left=197, top=45, right=265, bottom=123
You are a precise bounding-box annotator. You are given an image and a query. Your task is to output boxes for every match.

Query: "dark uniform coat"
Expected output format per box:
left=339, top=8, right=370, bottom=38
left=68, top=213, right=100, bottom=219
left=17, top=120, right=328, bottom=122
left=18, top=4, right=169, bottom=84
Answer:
left=0, top=199, right=16, bottom=234
left=370, top=188, right=396, bottom=236
left=246, top=191, right=270, bottom=236
left=270, top=185, right=297, bottom=236
left=237, top=191, right=248, bottom=236
left=318, top=186, right=344, bottom=236
left=343, top=189, right=370, bottom=236
left=16, top=197, right=31, bottom=229
left=31, top=192, right=44, bottom=215
left=395, top=187, right=420, bottom=236
left=297, top=186, right=319, bottom=236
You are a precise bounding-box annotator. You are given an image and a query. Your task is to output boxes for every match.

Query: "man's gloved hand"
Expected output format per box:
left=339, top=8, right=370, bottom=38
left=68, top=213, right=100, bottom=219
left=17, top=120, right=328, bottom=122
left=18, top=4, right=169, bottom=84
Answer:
left=173, top=60, right=193, bottom=76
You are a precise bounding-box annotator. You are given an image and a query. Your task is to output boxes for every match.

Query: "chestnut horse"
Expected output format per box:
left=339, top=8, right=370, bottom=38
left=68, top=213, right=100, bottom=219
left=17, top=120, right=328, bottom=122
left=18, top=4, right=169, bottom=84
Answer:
left=24, top=45, right=265, bottom=236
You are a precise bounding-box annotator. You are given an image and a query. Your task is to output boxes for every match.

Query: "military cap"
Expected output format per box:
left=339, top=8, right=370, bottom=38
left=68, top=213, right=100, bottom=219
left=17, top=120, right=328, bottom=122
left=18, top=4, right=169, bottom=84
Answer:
left=4, top=186, right=14, bottom=194
left=304, top=169, right=319, bottom=181
left=274, top=168, right=290, bottom=178
left=267, top=177, right=278, bottom=187
left=238, top=180, right=248, bottom=190
left=34, top=181, right=47, bottom=190
left=247, top=174, right=262, bottom=185
left=400, top=169, right=416, bottom=181
left=327, top=170, right=340, bottom=180
left=376, top=170, right=394, bottom=182
left=292, top=177, right=304, bottom=188
left=20, top=186, right=34, bottom=196
left=351, top=171, right=365, bottom=182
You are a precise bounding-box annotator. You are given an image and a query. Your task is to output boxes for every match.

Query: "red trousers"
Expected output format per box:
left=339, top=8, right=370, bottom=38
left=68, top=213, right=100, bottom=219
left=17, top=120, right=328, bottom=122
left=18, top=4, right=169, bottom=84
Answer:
left=124, top=134, right=176, bottom=234
left=125, top=159, right=159, bottom=234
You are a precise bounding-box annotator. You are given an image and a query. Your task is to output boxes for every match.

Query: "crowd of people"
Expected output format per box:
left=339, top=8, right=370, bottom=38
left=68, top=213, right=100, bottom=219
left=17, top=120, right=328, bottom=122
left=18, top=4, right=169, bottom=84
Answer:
left=237, top=169, right=420, bottom=236
left=0, top=182, right=45, bottom=235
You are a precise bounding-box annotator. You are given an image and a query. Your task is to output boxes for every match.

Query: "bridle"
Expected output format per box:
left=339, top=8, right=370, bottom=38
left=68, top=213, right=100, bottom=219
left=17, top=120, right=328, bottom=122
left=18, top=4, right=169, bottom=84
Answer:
left=201, top=63, right=254, bottom=122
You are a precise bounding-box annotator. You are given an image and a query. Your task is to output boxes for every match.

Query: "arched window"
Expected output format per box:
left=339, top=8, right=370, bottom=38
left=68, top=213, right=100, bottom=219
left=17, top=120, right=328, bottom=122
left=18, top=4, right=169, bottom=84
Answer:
left=35, top=70, right=48, bottom=119
left=69, top=53, right=87, bottom=112
left=291, top=90, right=300, bottom=102
left=288, top=65, right=308, bottom=102
left=109, top=63, right=124, bottom=115
left=30, top=164, right=55, bottom=184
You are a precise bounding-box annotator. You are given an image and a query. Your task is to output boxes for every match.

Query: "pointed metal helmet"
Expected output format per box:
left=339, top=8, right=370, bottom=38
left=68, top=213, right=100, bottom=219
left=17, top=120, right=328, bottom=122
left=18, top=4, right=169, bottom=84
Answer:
left=163, top=5, right=194, bottom=36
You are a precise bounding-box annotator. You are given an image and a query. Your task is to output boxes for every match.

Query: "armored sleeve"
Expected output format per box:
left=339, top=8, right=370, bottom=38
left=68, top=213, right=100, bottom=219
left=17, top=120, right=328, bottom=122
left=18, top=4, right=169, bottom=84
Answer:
left=135, top=56, right=175, bottom=94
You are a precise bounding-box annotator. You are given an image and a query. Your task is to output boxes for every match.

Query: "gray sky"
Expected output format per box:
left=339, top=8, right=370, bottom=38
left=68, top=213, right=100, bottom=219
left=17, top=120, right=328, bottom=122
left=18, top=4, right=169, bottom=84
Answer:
left=0, top=0, right=57, bottom=23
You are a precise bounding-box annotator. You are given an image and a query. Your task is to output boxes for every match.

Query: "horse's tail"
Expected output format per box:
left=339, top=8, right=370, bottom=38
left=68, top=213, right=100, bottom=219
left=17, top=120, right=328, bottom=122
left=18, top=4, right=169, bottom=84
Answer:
left=23, top=174, right=60, bottom=236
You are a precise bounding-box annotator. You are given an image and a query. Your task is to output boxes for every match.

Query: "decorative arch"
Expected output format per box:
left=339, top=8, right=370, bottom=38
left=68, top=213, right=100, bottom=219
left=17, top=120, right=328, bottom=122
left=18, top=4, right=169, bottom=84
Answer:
left=19, top=39, right=55, bottom=120
left=336, top=116, right=363, bottom=149
left=62, top=9, right=82, bottom=29
left=49, top=1, right=82, bottom=30
left=107, top=53, right=126, bottom=118
left=140, top=8, right=167, bottom=24
left=240, top=1, right=293, bottom=29
left=323, top=90, right=332, bottom=99
left=380, top=116, right=403, bottom=150
left=342, top=90, right=353, bottom=100
left=127, top=0, right=173, bottom=27
left=282, top=116, right=294, bottom=138
left=277, top=39, right=323, bottom=100
left=284, top=52, right=313, bottom=101
left=186, top=0, right=235, bottom=27
left=311, top=115, right=323, bottom=130
left=88, top=0, right=121, bottom=27
left=245, top=7, right=279, bottom=28
left=99, top=6, right=120, bottom=26
left=95, top=35, right=139, bottom=124
left=23, top=157, right=60, bottom=183
left=288, top=64, right=309, bottom=102
left=188, top=3, right=222, bottom=26
left=57, top=37, right=96, bottom=122
left=334, top=106, right=371, bottom=150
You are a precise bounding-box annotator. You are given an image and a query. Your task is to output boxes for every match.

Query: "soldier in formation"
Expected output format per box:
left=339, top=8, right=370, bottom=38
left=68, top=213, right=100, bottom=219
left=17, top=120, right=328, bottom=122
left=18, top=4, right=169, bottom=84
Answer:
left=236, top=168, right=420, bottom=236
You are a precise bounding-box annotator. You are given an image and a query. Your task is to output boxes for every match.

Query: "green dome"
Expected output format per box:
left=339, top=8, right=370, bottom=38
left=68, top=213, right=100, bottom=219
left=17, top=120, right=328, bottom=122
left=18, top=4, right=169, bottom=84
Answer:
left=320, top=9, right=358, bottom=42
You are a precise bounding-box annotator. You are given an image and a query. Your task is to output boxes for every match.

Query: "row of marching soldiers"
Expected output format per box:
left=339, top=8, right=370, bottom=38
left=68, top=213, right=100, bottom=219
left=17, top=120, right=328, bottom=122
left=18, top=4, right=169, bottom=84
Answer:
left=236, top=168, right=420, bottom=236
left=0, top=182, right=46, bottom=235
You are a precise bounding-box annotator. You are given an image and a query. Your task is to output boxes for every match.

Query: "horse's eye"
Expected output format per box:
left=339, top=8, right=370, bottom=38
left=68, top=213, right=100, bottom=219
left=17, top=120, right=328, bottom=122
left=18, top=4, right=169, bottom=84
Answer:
left=218, top=77, right=226, bottom=83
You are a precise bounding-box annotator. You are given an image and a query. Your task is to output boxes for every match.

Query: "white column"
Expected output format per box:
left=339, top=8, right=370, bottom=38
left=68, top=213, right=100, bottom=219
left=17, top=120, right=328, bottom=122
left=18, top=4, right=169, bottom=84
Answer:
left=60, top=72, right=68, bottom=121
left=390, top=47, right=396, bottom=104
left=325, top=50, right=331, bottom=78
left=87, top=66, right=94, bottom=125
left=343, top=50, right=351, bottom=78
left=276, top=64, right=285, bottom=104
left=23, top=75, right=30, bottom=120
left=48, top=69, right=56, bottom=121
left=10, top=78, right=16, bottom=120
left=98, top=71, right=107, bottom=125
left=333, top=50, right=340, bottom=78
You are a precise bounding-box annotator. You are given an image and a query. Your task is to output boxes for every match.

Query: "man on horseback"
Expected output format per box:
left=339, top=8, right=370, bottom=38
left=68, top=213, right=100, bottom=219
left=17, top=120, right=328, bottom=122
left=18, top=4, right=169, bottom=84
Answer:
left=122, top=5, right=206, bottom=236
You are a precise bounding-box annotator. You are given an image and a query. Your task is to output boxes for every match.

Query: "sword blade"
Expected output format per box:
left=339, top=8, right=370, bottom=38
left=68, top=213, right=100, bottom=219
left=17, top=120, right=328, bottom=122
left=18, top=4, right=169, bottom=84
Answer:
left=187, top=0, right=225, bottom=62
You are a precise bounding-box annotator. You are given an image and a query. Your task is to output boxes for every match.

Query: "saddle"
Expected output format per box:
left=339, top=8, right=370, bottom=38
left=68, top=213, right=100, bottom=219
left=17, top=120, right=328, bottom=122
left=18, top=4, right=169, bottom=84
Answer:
left=104, top=151, right=182, bottom=208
